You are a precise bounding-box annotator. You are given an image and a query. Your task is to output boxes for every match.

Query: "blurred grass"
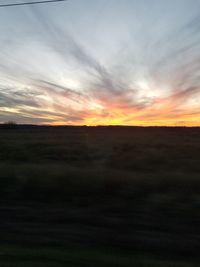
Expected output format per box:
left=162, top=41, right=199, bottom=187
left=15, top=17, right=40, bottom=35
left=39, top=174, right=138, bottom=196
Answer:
left=0, top=163, right=200, bottom=199
left=0, top=127, right=200, bottom=171
left=0, top=126, right=200, bottom=265
left=0, top=245, right=199, bottom=267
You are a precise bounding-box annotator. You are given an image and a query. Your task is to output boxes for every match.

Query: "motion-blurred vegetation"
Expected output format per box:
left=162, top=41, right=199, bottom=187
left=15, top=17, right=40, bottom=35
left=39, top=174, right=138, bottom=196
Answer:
left=0, top=126, right=200, bottom=266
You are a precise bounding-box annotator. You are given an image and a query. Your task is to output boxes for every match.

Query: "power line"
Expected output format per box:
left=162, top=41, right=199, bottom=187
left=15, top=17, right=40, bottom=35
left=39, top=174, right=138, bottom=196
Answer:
left=0, top=0, right=68, bottom=8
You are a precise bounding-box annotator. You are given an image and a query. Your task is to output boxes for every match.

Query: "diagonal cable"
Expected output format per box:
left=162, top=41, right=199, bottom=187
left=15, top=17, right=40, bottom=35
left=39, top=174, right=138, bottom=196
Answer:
left=0, top=0, right=68, bottom=8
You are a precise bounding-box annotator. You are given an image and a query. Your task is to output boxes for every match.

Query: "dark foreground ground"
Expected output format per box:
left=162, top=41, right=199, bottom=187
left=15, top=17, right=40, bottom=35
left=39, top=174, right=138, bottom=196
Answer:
left=0, top=125, right=200, bottom=266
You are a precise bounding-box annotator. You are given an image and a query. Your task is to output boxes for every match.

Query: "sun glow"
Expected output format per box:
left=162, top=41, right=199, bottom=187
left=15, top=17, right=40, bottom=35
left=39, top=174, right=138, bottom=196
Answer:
left=29, top=86, right=200, bottom=126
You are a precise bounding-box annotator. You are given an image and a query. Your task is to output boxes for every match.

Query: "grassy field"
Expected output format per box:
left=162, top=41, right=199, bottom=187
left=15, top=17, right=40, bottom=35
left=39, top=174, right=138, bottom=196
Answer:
left=0, top=126, right=200, bottom=266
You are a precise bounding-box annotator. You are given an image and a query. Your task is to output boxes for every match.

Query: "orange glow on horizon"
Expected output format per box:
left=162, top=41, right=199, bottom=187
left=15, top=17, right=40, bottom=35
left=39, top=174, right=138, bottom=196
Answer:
left=14, top=82, right=200, bottom=127
left=46, top=105, right=200, bottom=127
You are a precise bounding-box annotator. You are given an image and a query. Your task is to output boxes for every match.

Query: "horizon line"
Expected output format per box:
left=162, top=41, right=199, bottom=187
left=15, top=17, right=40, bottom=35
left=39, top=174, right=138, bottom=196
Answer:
left=1, top=123, right=200, bottom=128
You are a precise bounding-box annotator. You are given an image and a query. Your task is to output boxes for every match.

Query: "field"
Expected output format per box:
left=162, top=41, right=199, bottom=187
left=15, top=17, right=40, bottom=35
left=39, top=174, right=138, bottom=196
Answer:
left=0, top=125, right=200, bottom=266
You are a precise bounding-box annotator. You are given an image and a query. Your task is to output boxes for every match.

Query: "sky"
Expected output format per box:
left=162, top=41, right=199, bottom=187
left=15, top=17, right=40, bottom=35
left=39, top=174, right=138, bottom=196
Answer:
left=0, top=0, right=200, bottom=126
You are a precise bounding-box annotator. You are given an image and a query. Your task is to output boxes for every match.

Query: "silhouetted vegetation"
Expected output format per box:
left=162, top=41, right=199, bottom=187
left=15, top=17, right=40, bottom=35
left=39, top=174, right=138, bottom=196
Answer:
left=2, top=121, right=17, bottom=129
left=0, top=126, right=200, bottom=266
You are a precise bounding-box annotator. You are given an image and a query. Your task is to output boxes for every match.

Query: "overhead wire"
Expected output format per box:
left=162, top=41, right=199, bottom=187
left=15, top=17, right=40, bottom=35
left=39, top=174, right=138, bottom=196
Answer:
left=0, top=0, right=68, bottom=8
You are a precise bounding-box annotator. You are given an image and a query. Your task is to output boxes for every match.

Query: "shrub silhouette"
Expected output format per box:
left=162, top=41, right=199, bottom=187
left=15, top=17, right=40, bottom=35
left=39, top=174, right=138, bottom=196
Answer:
left=3, top=121, right=17, bottom=129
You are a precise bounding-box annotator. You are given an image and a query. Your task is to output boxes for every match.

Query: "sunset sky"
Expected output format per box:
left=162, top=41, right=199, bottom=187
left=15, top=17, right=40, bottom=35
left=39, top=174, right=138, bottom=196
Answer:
left=0, top=0, right=200, bottom=126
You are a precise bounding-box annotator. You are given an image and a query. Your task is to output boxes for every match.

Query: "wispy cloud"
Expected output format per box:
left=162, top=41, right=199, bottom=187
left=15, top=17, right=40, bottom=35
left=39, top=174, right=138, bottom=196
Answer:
left=0, top=0, right=200, bottom=125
